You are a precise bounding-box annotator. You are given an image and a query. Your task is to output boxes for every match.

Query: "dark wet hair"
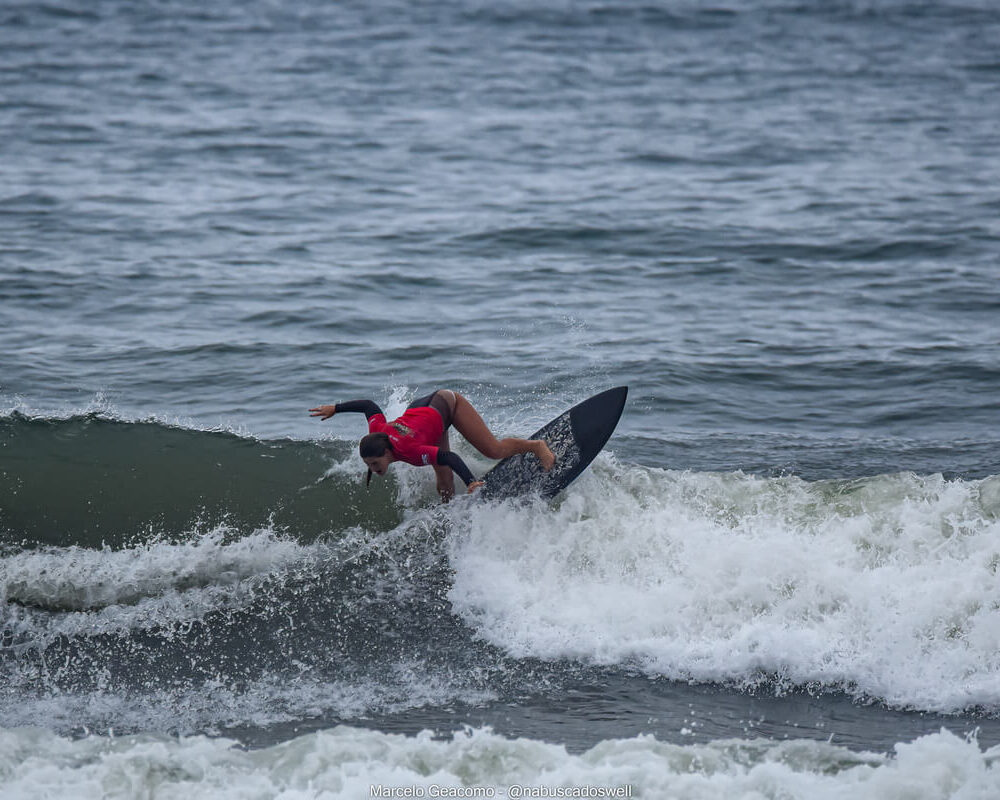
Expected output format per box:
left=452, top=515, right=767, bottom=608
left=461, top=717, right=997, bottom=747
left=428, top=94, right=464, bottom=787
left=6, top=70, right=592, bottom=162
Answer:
left=360, top=433, right=393, bottom=487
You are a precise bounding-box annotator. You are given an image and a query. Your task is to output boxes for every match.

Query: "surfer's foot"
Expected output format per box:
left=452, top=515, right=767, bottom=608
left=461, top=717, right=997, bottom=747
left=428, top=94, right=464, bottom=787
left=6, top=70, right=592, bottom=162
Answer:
left=533, top=440, right=556, bottom=471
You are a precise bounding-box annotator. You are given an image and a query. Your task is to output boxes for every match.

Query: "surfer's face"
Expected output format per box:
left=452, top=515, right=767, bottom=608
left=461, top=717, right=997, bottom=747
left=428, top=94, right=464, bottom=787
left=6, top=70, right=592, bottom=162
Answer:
left=363, top=454, right=392, bottom=476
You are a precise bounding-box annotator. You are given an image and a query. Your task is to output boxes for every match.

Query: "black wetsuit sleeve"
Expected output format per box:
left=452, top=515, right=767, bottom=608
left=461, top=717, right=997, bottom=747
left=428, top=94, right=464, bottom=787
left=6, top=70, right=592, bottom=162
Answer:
left=336, top=399, right=383, bottom=420
left=436, top=450, right=477, bottom=486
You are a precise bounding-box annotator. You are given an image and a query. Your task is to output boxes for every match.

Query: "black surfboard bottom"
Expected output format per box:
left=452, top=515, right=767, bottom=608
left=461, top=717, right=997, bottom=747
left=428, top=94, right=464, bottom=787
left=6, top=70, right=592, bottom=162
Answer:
left=480, top=387, right=628, bottom=501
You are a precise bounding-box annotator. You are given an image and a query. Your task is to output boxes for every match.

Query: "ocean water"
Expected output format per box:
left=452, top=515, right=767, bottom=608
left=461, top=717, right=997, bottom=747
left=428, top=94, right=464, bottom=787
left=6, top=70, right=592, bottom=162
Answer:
left=3, top=0, right=1000, bottom=796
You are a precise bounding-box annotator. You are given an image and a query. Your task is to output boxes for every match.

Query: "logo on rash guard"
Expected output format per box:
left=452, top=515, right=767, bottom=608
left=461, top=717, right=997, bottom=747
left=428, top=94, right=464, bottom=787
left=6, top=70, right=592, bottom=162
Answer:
left=422, top=453, right=432, bottom=465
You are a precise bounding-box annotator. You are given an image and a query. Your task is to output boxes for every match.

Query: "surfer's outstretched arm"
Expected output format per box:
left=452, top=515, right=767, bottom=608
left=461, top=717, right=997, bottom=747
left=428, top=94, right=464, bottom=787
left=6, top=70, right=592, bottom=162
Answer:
left=309, top=400, right=383, bottom=421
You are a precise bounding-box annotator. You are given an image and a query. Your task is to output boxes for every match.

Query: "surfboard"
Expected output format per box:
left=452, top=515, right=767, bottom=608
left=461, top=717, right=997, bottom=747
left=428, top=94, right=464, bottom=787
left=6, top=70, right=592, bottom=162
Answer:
left=480, top=386, right=628, bottom=501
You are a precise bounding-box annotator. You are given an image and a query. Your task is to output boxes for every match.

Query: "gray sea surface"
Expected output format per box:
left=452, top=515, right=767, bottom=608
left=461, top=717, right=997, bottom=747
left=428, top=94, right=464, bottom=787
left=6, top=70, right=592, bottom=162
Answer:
left=3, top=0, right=1000, bottom=785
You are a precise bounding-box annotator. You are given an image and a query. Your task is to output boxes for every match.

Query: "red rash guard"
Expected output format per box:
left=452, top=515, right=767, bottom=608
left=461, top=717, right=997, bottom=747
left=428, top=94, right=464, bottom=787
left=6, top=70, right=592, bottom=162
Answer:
left=367, top=406, right=445, bottom=467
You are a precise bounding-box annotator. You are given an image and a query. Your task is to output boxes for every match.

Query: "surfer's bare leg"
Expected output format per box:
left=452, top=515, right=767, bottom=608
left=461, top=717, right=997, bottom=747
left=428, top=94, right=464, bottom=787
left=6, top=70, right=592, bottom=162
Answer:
left=433, top=428, right=456, bottom=502
left=449, top=391, right=555, bottom=470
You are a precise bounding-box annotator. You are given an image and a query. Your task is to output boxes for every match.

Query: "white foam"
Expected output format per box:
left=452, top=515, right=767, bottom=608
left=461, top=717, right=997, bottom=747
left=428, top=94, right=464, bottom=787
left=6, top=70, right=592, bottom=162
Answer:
left=447, top=460, right=1000, bottom=713
left=0, top=515, right=490, bottom=735
left=0, top=725, right=997, bottom=800
left=1, top=527, right=306, bottom=612
left=0, top=668, right=495, bottom=739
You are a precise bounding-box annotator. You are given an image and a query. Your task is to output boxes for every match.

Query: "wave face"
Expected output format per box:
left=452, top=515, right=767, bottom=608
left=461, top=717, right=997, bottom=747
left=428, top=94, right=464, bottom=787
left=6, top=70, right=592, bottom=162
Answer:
left=4, top=414, right=1000, bottom=744
left=0, top=412, right=396, bottom=548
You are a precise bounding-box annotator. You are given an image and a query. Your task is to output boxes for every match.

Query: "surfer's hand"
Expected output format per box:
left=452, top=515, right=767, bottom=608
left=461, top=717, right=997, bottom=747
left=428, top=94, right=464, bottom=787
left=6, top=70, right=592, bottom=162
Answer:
left=309, top=404, right=336, bottom=420
left=467, top=481, right=485, bottom=494
left=437, top=478, right=456, bottom=503
left=534, top=440, right=556, bottom=471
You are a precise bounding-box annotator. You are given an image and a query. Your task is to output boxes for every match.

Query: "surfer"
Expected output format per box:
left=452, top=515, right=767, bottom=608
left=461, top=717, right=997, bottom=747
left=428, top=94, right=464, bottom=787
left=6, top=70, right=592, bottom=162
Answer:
left=310, top=390, right=556, bottom=502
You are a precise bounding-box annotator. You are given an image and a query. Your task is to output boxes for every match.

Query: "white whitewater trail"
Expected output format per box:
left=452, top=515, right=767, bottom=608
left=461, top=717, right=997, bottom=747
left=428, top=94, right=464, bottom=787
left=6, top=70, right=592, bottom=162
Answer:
left=449, top=458, right=1000, bottom=713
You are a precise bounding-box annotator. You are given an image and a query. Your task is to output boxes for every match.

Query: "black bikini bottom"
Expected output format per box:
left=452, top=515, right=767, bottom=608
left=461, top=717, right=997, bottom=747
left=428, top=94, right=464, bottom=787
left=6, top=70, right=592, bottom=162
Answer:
left=407, top=390, right=452, bottom=429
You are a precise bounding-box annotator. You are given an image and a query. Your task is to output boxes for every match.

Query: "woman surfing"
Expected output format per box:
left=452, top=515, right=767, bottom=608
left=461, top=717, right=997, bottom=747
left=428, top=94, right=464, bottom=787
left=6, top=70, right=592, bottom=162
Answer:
left=310, top=390, right=555, bottom=502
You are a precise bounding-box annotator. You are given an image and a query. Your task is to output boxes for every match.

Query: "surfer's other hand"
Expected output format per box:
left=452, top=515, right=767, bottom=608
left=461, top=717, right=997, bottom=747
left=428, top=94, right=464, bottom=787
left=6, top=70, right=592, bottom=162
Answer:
left=534, top=441, right=556, bottom=471
left=467, top=481, right=485, bottom=494
left=309, top=404, right=336, bottom=420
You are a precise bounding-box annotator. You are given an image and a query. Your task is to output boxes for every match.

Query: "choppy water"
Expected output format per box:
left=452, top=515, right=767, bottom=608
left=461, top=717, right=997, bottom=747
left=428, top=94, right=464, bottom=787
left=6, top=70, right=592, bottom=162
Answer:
left=3, top=0, right=1000, bottom=796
